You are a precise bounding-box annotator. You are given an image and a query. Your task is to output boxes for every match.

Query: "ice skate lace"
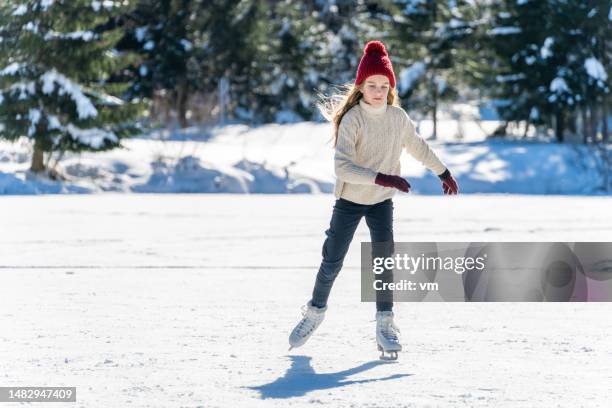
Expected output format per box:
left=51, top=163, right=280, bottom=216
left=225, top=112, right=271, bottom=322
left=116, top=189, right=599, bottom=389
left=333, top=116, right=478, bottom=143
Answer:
left=296, top=305, right=320, bottom=336
left=380, top=318, right=401, bottom=342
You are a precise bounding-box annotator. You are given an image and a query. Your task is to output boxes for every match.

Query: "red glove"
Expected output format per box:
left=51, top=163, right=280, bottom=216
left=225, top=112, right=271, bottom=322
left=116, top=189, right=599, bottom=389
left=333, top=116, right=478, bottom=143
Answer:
left=375, top=173, right=411, bottom=193
left=438, top=169, right=459, bottom=195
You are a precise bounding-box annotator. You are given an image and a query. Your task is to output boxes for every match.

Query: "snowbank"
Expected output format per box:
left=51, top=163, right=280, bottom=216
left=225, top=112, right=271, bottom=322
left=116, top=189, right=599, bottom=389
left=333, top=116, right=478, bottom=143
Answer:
left=0, top=122, right=610, bottom=195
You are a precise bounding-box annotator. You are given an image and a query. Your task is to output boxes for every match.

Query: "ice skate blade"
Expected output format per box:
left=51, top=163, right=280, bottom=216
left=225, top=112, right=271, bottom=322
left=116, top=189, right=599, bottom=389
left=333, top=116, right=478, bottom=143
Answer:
left=377, top=344, right=399, bottom=361
left=379, top=351, right=398, bottom=361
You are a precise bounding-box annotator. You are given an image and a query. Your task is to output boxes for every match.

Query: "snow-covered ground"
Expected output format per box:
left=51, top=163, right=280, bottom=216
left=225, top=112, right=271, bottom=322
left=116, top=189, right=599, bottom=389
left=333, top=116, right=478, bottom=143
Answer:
left=1, top=194, right=611, bottom=407
left=1, top=121, right=611, bottom=195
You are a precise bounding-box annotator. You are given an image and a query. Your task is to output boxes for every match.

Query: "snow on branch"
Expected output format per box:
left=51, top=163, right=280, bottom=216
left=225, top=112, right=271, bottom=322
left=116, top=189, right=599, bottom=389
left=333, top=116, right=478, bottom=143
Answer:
left=66, top=124, right=118, bottom=148
left=41, top=69, right=98, bottom=119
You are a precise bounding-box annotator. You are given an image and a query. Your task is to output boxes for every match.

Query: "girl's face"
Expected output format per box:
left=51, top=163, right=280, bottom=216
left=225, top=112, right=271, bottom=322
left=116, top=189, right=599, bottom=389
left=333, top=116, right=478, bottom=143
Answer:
left=361, top=75, right=390, bottom=108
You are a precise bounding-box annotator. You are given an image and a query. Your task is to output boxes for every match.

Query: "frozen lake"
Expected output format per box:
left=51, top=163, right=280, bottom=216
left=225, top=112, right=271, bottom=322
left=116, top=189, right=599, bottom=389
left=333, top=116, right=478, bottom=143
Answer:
left=1, top=194, right=611, bottom=407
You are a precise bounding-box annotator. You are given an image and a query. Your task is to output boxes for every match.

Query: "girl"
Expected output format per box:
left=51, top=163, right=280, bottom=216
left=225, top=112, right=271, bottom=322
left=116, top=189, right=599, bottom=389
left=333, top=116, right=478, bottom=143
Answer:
left=288, top=40, right=459, bottom=360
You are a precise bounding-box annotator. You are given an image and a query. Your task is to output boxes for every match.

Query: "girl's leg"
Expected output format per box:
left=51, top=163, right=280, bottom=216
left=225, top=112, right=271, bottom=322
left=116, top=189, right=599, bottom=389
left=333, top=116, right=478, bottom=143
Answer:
left=311, top=198, right=365, bottom=308
left=365, top=199, right=394, bottom=312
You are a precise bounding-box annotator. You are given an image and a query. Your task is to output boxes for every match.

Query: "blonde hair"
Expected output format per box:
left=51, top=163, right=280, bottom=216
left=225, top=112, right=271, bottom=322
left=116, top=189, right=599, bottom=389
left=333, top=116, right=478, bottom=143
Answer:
left=317, top=83, right=400, bottom=148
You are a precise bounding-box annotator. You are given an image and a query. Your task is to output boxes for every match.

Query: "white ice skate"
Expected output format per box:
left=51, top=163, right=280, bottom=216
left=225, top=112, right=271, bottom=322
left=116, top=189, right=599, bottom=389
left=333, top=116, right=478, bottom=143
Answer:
left=288, top=300, right=327, bottom=350
left=376, top=311, right=402, bottom=360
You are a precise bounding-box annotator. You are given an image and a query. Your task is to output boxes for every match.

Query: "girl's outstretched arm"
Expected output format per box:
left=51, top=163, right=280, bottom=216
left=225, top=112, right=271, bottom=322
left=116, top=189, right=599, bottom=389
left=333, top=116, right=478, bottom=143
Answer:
left=402, top=114, right=448, bottom=177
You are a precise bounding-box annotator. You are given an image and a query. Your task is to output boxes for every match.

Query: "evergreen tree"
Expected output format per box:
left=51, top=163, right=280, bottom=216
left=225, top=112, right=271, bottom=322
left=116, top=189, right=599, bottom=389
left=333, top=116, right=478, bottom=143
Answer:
left=196, top=0, right=271, bottom=123
left=487, top=0, right=610, bottom=143
left=251, top=0, right=328, bottom=122
left=0, top=0, right=143, bottom=175
left=383, top=0, right=479, bottom=139
left=559, top=0, right=610, bottom=143
left=314, top=1, right=381, bottom=86
left=115, top=0, right=198, bottom=128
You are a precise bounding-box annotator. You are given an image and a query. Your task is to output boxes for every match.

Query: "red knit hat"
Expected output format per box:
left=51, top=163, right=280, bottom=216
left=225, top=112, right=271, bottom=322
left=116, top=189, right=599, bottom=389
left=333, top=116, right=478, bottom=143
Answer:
left=354, top=40, right=396, bottom=89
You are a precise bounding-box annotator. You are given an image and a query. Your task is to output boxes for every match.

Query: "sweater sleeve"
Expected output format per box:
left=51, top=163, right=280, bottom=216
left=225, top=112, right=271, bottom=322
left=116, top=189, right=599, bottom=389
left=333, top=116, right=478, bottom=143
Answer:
left=403, top=114, right=447, bottom=176
left=334, top=112, right=378, bottom=184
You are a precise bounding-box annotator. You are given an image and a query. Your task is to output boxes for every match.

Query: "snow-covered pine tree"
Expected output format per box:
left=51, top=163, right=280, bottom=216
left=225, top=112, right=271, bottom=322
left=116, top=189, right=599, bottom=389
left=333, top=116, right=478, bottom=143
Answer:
left=313, top=1, right=381, bottom=88
left=254, top=1, right=328, bottom=123
left=487, top=0, right=610, bottom=143
left=0, top=0, right=144, bottom=175
left=193, top=0, right=270, bottom=123
left=555, top=0, right=610, bottom=143
left=383, top=0, right=478, bottom=139
left=115, top=0, right=198, bottom=128
left=485, top=0, right=547, bottom=138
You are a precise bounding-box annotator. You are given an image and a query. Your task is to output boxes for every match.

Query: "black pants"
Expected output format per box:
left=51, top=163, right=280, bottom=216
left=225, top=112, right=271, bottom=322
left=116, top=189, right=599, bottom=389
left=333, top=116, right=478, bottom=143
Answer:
left=311, top=197, right=395, bottom=311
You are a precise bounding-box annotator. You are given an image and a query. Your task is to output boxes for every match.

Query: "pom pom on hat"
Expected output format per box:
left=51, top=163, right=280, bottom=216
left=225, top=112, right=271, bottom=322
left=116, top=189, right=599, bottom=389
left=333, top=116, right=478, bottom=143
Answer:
left=355, top=40, right=396, bottom=88
left=363, top=41, right=388, bottom=56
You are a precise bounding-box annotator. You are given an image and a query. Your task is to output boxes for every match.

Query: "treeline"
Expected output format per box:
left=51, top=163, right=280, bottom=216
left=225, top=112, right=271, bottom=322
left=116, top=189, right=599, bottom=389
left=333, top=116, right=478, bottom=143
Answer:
left=0, top=0, right=610, bottom=173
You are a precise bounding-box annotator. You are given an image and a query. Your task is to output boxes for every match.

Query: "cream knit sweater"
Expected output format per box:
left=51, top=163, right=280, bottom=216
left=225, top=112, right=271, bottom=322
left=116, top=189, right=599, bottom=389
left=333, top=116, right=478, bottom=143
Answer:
left=333, top=99, right=448, bottom=205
